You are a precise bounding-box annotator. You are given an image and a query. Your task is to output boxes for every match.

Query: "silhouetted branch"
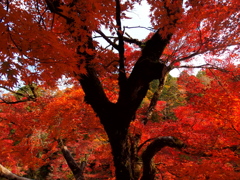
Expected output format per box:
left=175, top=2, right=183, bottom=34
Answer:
left=142, top=66, right=171, bottom=125
left=44, top=0, right=72, bottom=22
left=176, top=64, right=229, bottom=72
left=137, top=138, right=156, bottom=152
left=95, top=30, right=119, bottom=50
left=115, top=0, right=127, bottom=95
left=123, top=26, right=155, bottom=32
left=0, top=98, right=33, bottom=104
left=0, top=85, right=37, bottom=104
left=141, top=136, right=185, bottom=180
left=123, top=36, right=143, bottom=47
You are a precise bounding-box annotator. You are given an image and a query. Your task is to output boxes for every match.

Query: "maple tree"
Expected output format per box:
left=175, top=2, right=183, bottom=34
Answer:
left=0, top=87, right=113, bottom=179
left=0, top=0, right=240, bottom=179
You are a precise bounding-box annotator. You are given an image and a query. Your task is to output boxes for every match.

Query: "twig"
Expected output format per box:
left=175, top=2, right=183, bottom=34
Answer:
left=123, top=26, right=155, bottom=32
left=95, top=30, right=119, bottom=50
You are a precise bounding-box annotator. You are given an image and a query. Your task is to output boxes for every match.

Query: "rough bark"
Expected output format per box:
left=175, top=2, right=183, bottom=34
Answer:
left=0, top=164, right=33, bottom=180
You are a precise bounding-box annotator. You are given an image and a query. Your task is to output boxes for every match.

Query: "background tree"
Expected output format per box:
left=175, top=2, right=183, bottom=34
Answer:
left=0, top=0, right=239, bottom=179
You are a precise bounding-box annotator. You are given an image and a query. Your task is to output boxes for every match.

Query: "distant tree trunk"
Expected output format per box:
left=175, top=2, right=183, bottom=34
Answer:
left=60, top=142, right=86, bottom=180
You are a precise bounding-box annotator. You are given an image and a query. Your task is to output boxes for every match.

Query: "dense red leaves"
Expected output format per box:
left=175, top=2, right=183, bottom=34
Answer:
left=0, top=0, right=240, bottom=179
left=0, top=88, right=111, bottom=178
left=126, top=66, right=240, bottom=179
left=1, top=66, right=240, bottom=179
left=0, top=0, right=239, bottom=88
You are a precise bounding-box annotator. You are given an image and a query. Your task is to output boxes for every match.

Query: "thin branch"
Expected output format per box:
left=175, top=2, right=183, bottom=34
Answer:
left=0, top=98, right=33, bottom=104
left=44, top=0, right=73, bottom=23
left=172, top=40, right=240, bottom=65
left=232, top=125, right=240, bottom=136
left=176, top=64, right=229, bottom=72
left=123, top=26, right=155, bottom=32
left=115, top=0, right=127, bottom=95
left=29, top=84, right=37, bottom=99
left=182, top=144, right=240, bottom=158
left=35, top=0, right=48, bottom=29
left=7, top=25, right=23, bottom=52
left=0, top=86, right=25, bottom=97
left=142, top=67, right=171, bottom=125
left=172, top=47, right=202, bottom=64
left=169, top=22, right=204, bottom=65
left=103, top=60, right=119, bottom=69
left=95, top=30, right=119, bottom=50
left=208, top=69, right=231, bottom=95
left=94, top=32, right=143, bottom=48
left=123, top=36, right=143, bottom=47
left=0, top=85, right=37, bottom=104
left=6, top=0, right=10, bottom=12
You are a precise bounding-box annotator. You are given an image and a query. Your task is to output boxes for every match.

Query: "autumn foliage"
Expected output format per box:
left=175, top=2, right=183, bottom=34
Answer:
left=0, top=0, right=240, bottom=179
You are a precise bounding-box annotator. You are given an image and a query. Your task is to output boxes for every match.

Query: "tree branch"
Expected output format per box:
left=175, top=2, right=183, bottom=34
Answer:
left=115, top=0, right=127, bottom=97
left=119, top=29, right=170, bottom=115
left=137, top=138, right=156, bottom=152
left=95, top=30, right=119, bottom=50
left=142, top=66, right=171, bottom=124
left=0, top=86, right=25, bottom=97
left=0, top=85, right=37, bottom=104
left=141, top=136, right=185, bottom=180
left=173, top=50, right=202, bottom=64
left=123, top=26, right=155, bottom=32
left=47, top=4, right=114, bottom=121
left=116, top=0, right=183, bottom=119
left=123, top=36, right=143, bottom=47
left=94, top=31, right=143, bottom=48
left=176, top=63, right=230, bottom=72
left=0, top=164, right=33, bottom=180
left=44, top=0, right=73, bottom=22
left=0, top=98, right=34, bottom=104
left=59, top=140, right=86, bottom=180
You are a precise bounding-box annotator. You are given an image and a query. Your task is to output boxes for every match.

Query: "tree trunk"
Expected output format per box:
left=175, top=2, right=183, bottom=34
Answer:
left=98, top=106, right=133, bottom=179
left=104, top=124, right=142, bottom=180
left=108, top=128, right=132, bottom=179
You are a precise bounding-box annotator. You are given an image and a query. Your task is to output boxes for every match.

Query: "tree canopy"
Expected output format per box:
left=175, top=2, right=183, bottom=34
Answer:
left=0, top=0, right=240, bottom=179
